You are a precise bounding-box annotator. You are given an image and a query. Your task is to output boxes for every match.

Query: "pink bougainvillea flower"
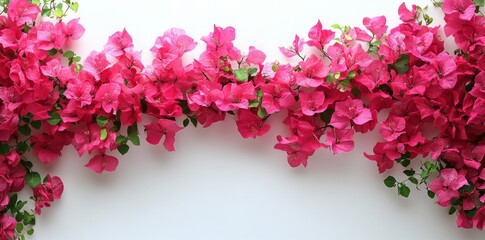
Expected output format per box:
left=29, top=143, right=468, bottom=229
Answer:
left=214, top=82, right=255, bottom=111
left=104, top=28, right=134, bottom=57
left=7, top=0, right=40, bottom=26
left=419, top=52, right=457, bottom=89
left=279, top=34, right=305, bottom=57
left=429, top=168, right=468, bottom=207
left=379, top=116, right=406, bottom=142
left=36, top=21, right=66, bottom=50
left=145, top=119, right=183, bottom=151
left=398, top=3, right=417, bottom=22
left=236, top=109, right=271, bottom=138
left=62, top=18, right=85, bottom=46
left=296, top=54, right=329, bottom=87
left=442, top=0, right=475, bottom=20
left=330, top=97, right=373, bottom=129
left=326, top=128, right=355, bottom=154
left=363, top=16, right=387, bottom=39
left=83, top=51, right=111, bottom=80
left=33, top=175, right=64, bottom=214
left=299, top=90, right=327, bottom=116
left=85, top=154, right=119, bottom=174
left=31, top=134, right=69, bottom=164
left=261, top=83, right=296, bottom=114
left=201, top=25, right=240, bottom=60
left=0, top=109, right=19, bottom=142
left=246, top=46, right=266, bottom=65
left=357, top=60, right=390, bottom=91
left=0, top=214, right=16, bottom=240
left=95, top=83, right=121, bottom=114
left=306, top=20, right=335, bottom=49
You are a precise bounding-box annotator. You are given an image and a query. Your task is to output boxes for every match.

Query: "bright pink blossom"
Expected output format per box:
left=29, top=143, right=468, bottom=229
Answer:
left=95, top=83, right=121, bottom=114
left=299, top=90, right=327, bottom=116
left=296, top=54, right=329, bottom=87
left=279, top=34, right=305, bottom=57
left=326, top=129, right=355, bottom=154
left=429, top=168, right=468, bottom=207
left=307, top=20, right=335, bottom=49
left=363, top=16, right=388, bottom=39
left=85, top=154, right=119, bottom=174
left=7, top=0, right=40, bottom=26
left=215, top=82, right=256, bottom=111
left=398, top=3, right=417, bottom=22
left=236, top=109, right=271, bottom=138
left=442, top=0, right=475, bottom=20
left=145, top=119, right=183, bottom=151
left=33, top=175, right=64, bottom=214
left=0, top=214, right=16, bottom=240
left=246, top=46, right=266, bottom=65
left=62, top=18, right=85, bottom=46
left=104, top=28, right=134, bottom=57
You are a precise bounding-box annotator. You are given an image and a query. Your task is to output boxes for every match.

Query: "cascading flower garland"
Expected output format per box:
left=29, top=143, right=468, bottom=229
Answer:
left=0, top=0, right=484, bottom=238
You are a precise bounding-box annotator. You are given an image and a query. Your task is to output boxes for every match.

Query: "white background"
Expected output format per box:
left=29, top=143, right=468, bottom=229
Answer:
left=31, top=0, right=484, bottom=239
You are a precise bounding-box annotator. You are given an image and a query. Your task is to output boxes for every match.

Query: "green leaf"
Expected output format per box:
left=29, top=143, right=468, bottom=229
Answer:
left=384, top=176, right=396, bottom=188
left=128, top=124, right=140, bottom=146
left=63, top=50, right=75, bottom=58
left=26, top=172, right=41, bottom=188
left=71, top=2, right=79, bottom=12
left=183, top=118, right=190, bottom=127
left=320, top=108, right=334, bottom=124
left=257, top=107, right=267, bottom=119
left=347, top=71, right=356, bottom=79
left=16, top=223, right=23, bottom=233
left=41, top=7, right=52, bottom=16
left=465, top=208, right=478, bottom=218
left=0, top=143, right=10, bottom=155
left=31, top=0, right=40, bottom=4
left=13, top=201, right=27, bottom=213
left=189, top=117, right=198, bottom=127
left=401, top=159, right=411, bottom=167
left=449, top=206, right=457, bottom=215
left=27, top=228, right=34, bottom=235
left=249, top=100, right=260, bottom=108
left=331, top=24, right=341, bottom=29
left=408, top=177, right=418, bottom=185
left=256, top=89, right=263, bottom=99
left=460, top=183, right=474, bottom=193
left=73, top=56, right=81, bottom=62
left=403, top=169, right=415, bottom=176
left=100, top=128, right=108, bottom=141
left=427, top=190, right=435, bottom=199
left=31, top=120, right=41, bottom=129
left=395, top=54, right=410, bottom=74
left=16, top=141, right=28, bottom=154
left=399, top=184, right=411, bottom=197
left=334, top=72, right=341, bottom=80
left=474, top=0, right=484, bottom=7
left=18, top=125, right=31, bottom=136
left=234, top=68, right=249, bottom=82
left=433, top=1, right=443, bottom=7
left=47, top=48, right=57, bottom=56
left=115, top=135, right=127, bottom=144
left=117, top=144, right=129, bottom=155
left=247, top=67, right=258, bottom=77
left=96, top=116, right=109, bottom=127
left=340, top=79, right=350, bottom=87
left=47, top=112, right=61, bottom=125
left=351, top=86, right=361, bottom=97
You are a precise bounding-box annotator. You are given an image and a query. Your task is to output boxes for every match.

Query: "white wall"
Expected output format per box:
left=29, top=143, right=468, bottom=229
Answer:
left=32, top=0, right=484, bottom=239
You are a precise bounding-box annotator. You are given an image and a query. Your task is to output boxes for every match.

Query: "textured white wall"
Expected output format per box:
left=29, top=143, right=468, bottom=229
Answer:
left=32, top=0, right=484, bottom=239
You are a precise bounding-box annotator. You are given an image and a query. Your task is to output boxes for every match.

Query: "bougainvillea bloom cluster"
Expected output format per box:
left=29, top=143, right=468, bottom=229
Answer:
left=0, top=0, right=484, bottom=238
